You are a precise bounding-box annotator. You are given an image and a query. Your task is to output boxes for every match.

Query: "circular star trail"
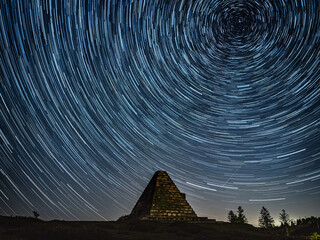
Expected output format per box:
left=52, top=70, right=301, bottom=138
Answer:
left=0, top=0, right=320, bottom=223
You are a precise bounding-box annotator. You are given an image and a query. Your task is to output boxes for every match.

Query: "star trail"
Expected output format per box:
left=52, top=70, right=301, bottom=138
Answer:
left=0, top=0, right=320, bottom=224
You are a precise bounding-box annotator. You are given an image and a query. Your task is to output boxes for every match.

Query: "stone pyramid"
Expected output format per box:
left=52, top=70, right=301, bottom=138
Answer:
left=129, top=171, right=199, bottom=220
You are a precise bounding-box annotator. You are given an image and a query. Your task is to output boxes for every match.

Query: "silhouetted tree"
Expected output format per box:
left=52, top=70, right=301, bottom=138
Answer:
left=279, top=209, right=289, bottom=226
left=33, top=210, right=39, bottom=219
left=259, top=206, right=274, bottom=228
left=237, top=206, right=248, bottom=224
left=297, top=218, right=302, bottom=225
left=227, top=206, right=248, bottom=224
left=227, top=210, right=237, bottom=223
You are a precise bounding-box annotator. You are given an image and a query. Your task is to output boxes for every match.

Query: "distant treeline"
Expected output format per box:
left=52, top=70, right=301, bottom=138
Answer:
left=227, top=206, right=320, bottom=228
left=296, top=216, right=320, bottom=226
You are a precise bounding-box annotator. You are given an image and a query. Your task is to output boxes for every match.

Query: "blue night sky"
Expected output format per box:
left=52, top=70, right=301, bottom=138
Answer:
left=0, top=0, right=320, bottom=225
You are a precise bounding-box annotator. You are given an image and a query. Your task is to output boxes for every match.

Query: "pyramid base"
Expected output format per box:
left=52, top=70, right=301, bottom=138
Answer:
left=140, top=216, right=209, bottom=221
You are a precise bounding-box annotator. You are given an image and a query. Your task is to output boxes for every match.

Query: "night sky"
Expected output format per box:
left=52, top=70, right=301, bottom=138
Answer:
left=0, top=0, right=320, bottom=225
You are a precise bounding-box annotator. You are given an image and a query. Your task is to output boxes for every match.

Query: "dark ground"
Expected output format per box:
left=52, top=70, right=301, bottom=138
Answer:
left=0, top=215, right=318, bottom=240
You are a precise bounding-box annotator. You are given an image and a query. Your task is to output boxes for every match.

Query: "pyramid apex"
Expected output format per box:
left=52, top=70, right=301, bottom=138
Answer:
left=154, top=170, right=167, bottom=174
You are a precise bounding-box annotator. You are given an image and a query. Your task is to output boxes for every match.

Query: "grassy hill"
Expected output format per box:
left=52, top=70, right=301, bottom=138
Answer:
left=0, top=215, right=318, bottom=240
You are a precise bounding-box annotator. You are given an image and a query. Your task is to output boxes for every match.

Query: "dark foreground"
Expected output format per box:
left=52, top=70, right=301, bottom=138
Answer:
left=0, top=215, right=317, bottom=240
